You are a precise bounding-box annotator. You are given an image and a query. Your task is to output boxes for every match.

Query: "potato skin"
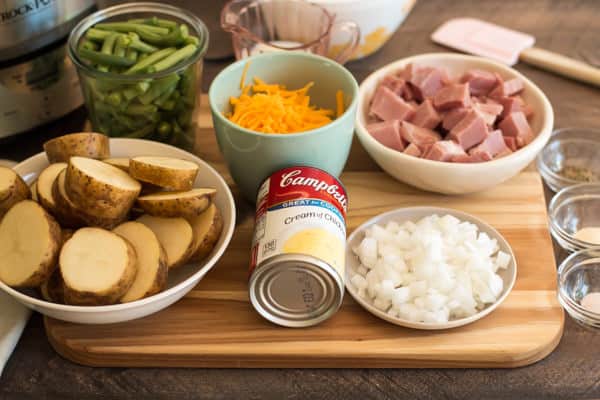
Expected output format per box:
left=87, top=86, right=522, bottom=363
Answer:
left=0, top=169, right=31, bottom=220
left=43, top=133, right=110, bottom=163
left=129, top=158, right=197, bottom=190
left=62, top=236, right=137, bottom=306
left=52, top=171, right=126, bottom=229
left=1, top=201, right=62, bottom=288
left=119, top=241, right=168, bottom=303
left=40, top=268, right=65, bottom=303
left=137, top=189, right=216, bottom=219
left=65, top=159, right=140, bottom=220
left=189, top=206, right=223, bottom=262
left=141, top=242, right=168, bottom=300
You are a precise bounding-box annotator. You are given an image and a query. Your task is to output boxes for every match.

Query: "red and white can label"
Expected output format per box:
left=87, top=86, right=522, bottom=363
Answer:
left=250, top=166, right=348, bottom=277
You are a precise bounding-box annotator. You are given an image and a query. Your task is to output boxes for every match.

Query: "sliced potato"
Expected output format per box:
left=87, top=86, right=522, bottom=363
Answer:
left=0, top=200, right=61, bottom=287
left=129, top=157, right=199, bottom=190
left=53, top=170, right=124, bottom=229
left=137, top=215, right=194, bottom=268
left=0, top=167, right=30, bottom=219
left=40, top=268, right=65, bottom=303
left=65, top=156, right=141, bottom=219
left=137, top=188, right=217, bottom=218
left=60, top=227, right=137, bottom=305
left=113, top=221, right=168, bottom=302
left=103, top=157, right=130, bottom=173
left=188, top=204, right=223, bottom=261
left=43, top=132, right=110, bottom=163
left=36, top=162, right=67, bottom=214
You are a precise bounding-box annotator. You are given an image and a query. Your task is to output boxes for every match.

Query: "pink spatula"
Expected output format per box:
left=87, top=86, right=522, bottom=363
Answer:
left=432, top=18, right=600, bottom=87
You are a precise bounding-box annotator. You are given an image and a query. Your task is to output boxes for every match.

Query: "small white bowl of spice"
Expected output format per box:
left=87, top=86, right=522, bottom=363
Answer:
left=558, top=248, right=600, bottom=329
left=549, top=183, right=600, bottom=252
left=537, top=128, right=600, bottom=192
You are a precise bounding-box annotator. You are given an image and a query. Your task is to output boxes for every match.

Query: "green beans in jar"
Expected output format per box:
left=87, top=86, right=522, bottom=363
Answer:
left=69, top=5, right=208, bottom=152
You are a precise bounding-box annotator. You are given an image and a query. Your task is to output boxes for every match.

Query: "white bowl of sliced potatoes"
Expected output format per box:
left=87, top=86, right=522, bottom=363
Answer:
left=0, top=133, right=235, bottom=324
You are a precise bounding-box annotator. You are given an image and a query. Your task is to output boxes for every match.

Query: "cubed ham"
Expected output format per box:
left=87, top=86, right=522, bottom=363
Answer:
left=424, top=140, right=466, bottom=161
left=498, top=111, right=533, bottom=146
left=433, top=83, right=470, bottom=111
left=381, top=75, right=405, bottom=96
left=369, top=86, right=416, bottom=121
left=498, top=96, right=524, bottom=118
left=409, top=67, right=446, bottom=100
left=410, top=99, right=441, bottom=129
left=399, top=121, right=442, bottom=149
left=473, top=102, right=504, bottom=126
left=403, top=143, right=422, bottom=157
left=366, top=120, right=405, bottom=151
left=442, top=108, right=470, bottom=131
left=469, top=130, right=509, bottom=157
left=397, top=63, right=415, bottom=81
left=460, top=69, right=498, bottom=96
left=489, top=78, right=524, bottom=98
left=448, top=111, right=488, bottom=150
left=452, top=151, right=492, bottom=163
left=402, top=84, right=416, bottom=101
left=503, top=136, right=518, bottom=151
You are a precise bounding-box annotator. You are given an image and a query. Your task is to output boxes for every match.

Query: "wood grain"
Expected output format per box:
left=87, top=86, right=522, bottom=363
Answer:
left=44, top=170, right=563, bottom=368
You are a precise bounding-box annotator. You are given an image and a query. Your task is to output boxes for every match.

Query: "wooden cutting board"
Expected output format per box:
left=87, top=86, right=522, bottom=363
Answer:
left=46, top=96, right=563, bottom=368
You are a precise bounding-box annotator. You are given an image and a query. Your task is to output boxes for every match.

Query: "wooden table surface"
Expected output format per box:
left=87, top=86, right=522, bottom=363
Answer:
left=1, top=0, right=599, bottom=399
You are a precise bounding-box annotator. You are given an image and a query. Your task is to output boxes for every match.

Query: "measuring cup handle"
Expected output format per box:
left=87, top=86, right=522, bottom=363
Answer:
left=330, top=20, right=361, bottom=64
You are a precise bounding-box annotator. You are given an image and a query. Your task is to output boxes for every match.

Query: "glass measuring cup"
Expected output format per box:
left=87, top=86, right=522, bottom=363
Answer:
left=221, top=0, right=360, bottom=64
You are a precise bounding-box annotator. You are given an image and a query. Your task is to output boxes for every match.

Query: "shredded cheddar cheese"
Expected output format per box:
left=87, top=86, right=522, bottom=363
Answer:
left=240, top=61, right=251, bottom=90
left=227, top=77, right=343, bottom=134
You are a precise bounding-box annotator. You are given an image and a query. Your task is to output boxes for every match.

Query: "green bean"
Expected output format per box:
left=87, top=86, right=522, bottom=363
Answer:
left=125, top=47, right=138, bottom=62
left=128, top=17, right=178, bottom=29
left=134, top=26, right=165, bottom=45
left=79, top=40, right=98, bottom=52
left=138, top=74, right=180, bottom=105
left=127, top=33, right=158, bottom=53
left=123, top=124, right=156, bottom=138
left=106, top=92, right=122, bottom=107
left=159, top=100, right=176, bottom=111
left=94, top=22, right=169, bottom=35
left=79, top=48, right=135, bottom=67
left=114, top=35, right=129, bottom=57
left=124, top=104, right=158, bottom=116
left=101, top=33, right=119, bottom=55
left=152, top=44, right=197, bottom=72
left=156, top=121, right=172, bottom=139
left=124, top=47, right=176, bottom=74
left=157, top=24, right=188, bottom=47
left=86, top=28, right=111, bottom=41
left=153, top=84, right=177, bottom=106
left=185, top=35, right=199, bottom=46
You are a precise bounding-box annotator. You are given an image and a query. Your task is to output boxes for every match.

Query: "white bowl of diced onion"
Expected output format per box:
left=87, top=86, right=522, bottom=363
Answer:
left=346, top=207, right=516, bottom=330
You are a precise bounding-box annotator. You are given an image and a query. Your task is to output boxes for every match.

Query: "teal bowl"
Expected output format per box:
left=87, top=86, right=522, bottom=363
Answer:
left=209, top=52, right=359, bottom=201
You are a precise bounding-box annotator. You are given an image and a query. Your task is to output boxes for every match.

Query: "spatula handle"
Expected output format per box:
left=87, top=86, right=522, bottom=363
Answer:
left=520, top=47, right=600, bottom=87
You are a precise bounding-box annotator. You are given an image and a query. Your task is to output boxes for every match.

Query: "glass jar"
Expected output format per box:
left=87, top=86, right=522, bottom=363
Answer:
left=68, top=2, right=209, bottom=152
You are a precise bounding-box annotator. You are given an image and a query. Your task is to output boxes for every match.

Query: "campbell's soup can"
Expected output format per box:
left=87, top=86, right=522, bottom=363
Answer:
left=249, top=166, right=347, bottom=327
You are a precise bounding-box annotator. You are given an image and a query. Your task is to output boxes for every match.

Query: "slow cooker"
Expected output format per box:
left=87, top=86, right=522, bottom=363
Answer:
left=0, top=0, right=96, bottom=138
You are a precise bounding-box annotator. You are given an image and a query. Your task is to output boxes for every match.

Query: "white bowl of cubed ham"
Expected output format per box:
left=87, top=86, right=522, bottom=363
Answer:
left=355, top=52, right=553, bottom=194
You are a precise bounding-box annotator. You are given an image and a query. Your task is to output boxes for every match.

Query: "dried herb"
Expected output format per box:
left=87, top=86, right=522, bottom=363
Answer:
left=557, top=165, right=595, bottom=182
